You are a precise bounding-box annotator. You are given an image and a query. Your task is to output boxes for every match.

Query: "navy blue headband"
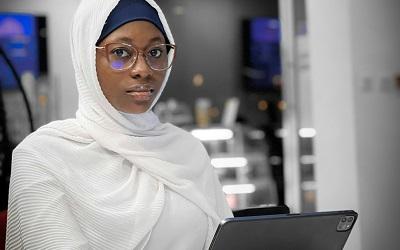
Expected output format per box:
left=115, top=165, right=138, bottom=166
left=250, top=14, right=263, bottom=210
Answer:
left=97, top=0, right=169, bottom=44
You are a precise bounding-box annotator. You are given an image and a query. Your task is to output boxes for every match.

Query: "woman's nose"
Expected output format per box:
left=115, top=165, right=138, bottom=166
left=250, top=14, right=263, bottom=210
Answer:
left=129, top=54, right=152, bottom=79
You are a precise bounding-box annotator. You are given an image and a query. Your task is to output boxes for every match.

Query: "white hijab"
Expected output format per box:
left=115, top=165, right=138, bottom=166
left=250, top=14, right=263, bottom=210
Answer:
left=50, top=0, right=230, bottom=248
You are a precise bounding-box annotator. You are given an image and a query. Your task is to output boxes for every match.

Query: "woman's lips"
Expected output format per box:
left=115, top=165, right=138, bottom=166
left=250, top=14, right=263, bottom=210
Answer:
left=126, top=84, right=155, bottom=101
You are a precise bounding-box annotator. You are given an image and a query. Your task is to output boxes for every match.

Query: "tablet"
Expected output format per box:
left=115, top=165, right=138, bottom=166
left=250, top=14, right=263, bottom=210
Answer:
left=209, top=210, right=357, bottom=250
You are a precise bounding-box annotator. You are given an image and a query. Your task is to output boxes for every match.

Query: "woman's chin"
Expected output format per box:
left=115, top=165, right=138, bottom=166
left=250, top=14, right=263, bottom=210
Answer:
left=118, top=104, right=151, bottom=114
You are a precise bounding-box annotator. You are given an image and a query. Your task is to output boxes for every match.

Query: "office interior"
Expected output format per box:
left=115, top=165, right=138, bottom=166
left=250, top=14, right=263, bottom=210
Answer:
left=0, top=0, right=399, bottom=249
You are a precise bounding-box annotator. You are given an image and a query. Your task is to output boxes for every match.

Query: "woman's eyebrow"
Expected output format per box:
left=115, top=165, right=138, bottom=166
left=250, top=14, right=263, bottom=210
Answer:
left=110, top=36, right=164, bottom=44
left=115, top=37, right=133, bottom=43
left=148, top=36, right=164, bottom=43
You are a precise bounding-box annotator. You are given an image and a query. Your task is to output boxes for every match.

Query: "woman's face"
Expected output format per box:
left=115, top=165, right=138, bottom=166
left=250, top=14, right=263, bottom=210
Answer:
left=96, top=21, right=167, bottom=114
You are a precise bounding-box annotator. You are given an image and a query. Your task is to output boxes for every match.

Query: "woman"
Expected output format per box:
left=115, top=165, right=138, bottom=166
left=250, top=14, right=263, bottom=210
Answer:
left=6, top=0, right=232, bottom=249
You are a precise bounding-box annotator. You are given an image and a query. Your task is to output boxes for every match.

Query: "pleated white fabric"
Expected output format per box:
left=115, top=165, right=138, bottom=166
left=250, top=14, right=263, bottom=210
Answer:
left=6, top=0, right=233, bottom=249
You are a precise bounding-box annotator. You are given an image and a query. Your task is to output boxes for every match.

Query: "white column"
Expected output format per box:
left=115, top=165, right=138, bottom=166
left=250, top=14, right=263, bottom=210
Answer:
left=307, top=0, right=400, bottom=249
left=306, top=0, right=361, bottom=249
left=279, top=0, right=302, bottom=213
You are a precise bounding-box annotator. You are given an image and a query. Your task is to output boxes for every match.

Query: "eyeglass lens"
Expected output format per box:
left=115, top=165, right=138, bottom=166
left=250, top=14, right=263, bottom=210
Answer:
left=106, top=44, right=174, bottom=71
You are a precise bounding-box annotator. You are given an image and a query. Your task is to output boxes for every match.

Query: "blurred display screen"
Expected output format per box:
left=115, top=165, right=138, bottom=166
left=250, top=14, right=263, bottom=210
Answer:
left=243, top=17, right=281, bottom=91
left=0, top=13, right=40, bottom=89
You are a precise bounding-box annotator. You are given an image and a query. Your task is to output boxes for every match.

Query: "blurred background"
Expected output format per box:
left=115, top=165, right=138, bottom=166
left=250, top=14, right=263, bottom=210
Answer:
left=0, top=0, right=399, bottom=249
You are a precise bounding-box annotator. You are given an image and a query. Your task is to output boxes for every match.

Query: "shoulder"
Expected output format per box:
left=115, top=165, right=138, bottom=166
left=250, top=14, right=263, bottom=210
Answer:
left=162, top=123, right=209, bottom=154
left=11, top=119, right=97, bottom=182
left=163, top=123, right=198, bottom=140
left=17, top=119, right=92, bottom=149
left=14, top=119, right=94, bottom=162
left=163, top=123, right=206, bottom=146
left=37, top=118, right=93, bottom=143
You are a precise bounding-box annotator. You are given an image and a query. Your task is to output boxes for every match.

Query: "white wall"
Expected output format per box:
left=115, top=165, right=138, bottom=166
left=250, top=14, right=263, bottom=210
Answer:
left=307, top=0, right=400, bottom=249
left=0, top=0, right=80, bottom=119
left=351, top=1, right=400, bottom=249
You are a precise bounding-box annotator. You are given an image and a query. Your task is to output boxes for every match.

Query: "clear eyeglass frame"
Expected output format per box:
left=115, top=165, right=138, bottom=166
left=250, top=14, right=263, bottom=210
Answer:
left=96, top=42, right=177, bottom=72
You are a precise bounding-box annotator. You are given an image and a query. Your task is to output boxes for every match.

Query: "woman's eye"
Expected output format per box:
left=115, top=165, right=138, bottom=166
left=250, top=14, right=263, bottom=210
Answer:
left=111, top=48, right=131, bottom=58
left=148, top=48, right=163, bottom=58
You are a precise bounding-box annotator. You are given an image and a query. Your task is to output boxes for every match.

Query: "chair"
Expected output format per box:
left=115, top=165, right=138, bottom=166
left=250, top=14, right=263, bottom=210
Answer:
left=0, top=210, right=6, bottom=250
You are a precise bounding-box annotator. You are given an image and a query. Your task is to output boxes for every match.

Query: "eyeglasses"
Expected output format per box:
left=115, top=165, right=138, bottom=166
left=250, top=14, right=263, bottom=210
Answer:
left=96, top=43, right=176, bottom=71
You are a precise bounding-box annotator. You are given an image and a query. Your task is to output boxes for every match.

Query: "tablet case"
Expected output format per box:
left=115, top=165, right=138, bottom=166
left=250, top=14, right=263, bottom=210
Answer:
left=233, top=205, right=290, bottom=217
left=209, top=210, right=358, bottom=250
